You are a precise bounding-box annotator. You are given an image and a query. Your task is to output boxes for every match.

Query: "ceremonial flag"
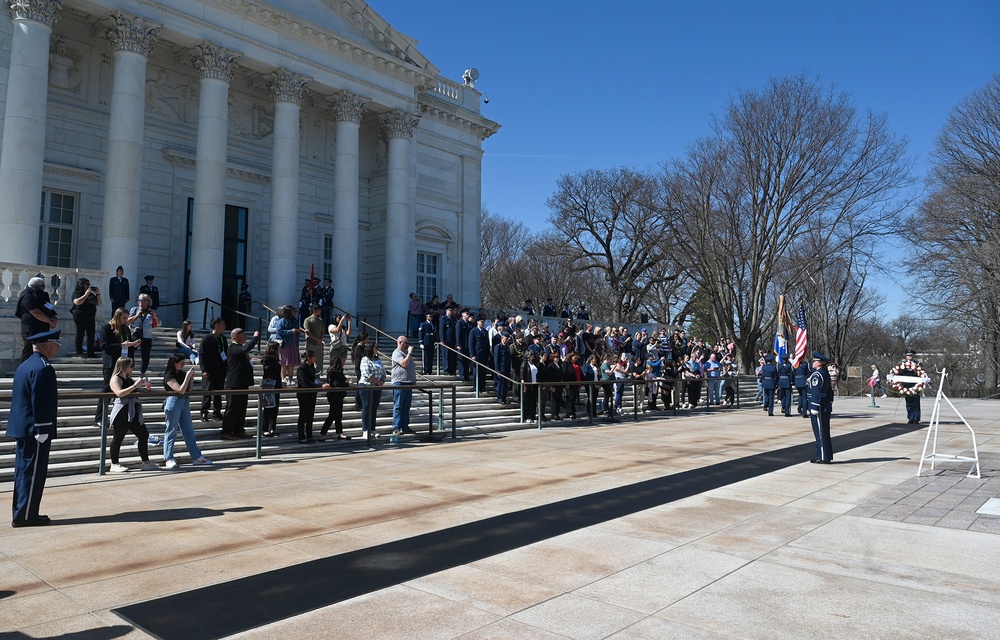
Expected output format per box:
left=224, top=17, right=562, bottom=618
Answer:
left=309, top=263, right=316, bottom=301
left=792, top=301, right=808, bottom=367
left=773, top=295, right=793, bottom=360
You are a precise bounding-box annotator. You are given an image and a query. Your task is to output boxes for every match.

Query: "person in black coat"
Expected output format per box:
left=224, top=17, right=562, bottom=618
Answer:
left=545, top=352, right=564, bottom=420
left=417, top=313, right=437, bottom=375
left=296, top=350, right=320, bottom=444
left=6, top=330, right=61, bottom=527
left=320, top=358, right=351, bottom=440
left=108, top=266, right=130, bottom=312
left=520, top=351, right=541, bottom=422
left=438, top=308, right=457, bottom=376
left=16, top=277, right=58, bottom=363
left=95, top=308, right=140, bottom=425
left=260, top=341, right=282, bottom=437
left=220, top=328, right=259, bottom=439
left=199, top=317, right=229, bottom=421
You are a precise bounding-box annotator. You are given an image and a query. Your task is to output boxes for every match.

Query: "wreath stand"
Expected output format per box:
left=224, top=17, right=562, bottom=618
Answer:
left=917, top=369, right=980, bottom=478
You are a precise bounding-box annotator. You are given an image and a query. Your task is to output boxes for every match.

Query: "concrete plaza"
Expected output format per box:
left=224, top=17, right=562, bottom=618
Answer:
left=2, top=396, right=999, bottom=639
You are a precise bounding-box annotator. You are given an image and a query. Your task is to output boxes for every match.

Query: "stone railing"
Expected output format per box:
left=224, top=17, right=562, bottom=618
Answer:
left=1, top=262, right=108, bottom=367
left=428, top=79, right=462, bottom=102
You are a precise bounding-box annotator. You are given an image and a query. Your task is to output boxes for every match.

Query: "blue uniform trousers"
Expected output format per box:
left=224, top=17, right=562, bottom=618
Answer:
left=11, top=437, right=50, bottom=522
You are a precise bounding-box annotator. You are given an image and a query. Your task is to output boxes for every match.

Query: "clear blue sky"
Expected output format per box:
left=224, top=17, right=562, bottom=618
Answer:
left=377, top=0, right=999, bottom=318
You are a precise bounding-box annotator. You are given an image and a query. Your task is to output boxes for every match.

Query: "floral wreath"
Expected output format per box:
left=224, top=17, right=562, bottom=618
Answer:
left=888, top=361, right=928, bottom=396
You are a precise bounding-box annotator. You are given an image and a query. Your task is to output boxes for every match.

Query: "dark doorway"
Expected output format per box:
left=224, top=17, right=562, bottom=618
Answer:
left=184, top=199, right=249, bottom=328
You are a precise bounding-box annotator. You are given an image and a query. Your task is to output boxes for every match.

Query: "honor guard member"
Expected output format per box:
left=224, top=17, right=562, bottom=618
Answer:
left=807, top=351, right=834, bottom=464
left=794, top=358, right=811, bottom=418
left=138, top=275, right=160, bottom=310
left=777, top=354, right=794, bottom=416
left=438, top=307, right=458, bottom=376
left=7, top=329, right=62, bottom=527
left=417, top=313, right=437, bottom=375
left=758, top=354, right=778, bottom=416
left=457, top=310, right=474, bottom=382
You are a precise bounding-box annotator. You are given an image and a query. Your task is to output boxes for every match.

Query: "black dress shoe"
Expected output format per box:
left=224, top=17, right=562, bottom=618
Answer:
left=817, top=460, right=833, bottom=464
left=12, top=516, right=51, bottom=528
left=809, top=459, right=820, bottom=463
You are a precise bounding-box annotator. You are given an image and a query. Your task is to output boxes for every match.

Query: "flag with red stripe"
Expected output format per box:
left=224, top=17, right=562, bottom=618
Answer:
left=793, top=301, right=808, bottom=367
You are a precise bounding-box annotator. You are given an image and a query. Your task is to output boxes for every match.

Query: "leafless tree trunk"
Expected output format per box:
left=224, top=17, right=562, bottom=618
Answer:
left=908, top=75, right=1000, bottom=390
left=546, top=167, right=681, bottom=323
left=668, top=74, right=913, bottom=371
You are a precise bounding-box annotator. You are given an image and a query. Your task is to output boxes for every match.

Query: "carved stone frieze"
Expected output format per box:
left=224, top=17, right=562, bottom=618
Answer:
left=48, top=36, right=81, bottom=92
left=192, top=42, right=241, bottom=82
left=105, top=10, right=160, bottom=57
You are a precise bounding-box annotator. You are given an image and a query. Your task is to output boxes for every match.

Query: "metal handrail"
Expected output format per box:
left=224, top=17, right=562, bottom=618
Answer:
left=327, top=304, right=441, bottom=387
left=2, top=381, right=461, bottom=475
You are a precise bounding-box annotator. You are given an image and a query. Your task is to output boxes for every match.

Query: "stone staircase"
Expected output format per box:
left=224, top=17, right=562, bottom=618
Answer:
left=0, top=327, right=579, bottom=480
left=2, top=326, right=766, bottom=481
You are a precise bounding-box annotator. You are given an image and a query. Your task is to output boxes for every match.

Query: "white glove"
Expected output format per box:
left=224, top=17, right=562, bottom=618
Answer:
left=809, top=410, right=819, bottom=416
left=35, top=433, right=49, bottom=443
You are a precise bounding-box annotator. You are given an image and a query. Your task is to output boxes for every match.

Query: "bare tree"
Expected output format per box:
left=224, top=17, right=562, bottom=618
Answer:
left=480, top=208, right=532, bottom=309
left=546, top=167, right=682, bottom=322
left=908, top=75, right=1000, bottom=389
left=669, top=74, right=913, bottom=371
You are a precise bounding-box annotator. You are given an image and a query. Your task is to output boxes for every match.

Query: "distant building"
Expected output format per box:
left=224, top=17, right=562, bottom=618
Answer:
left=0, top=0, right=499, bottom=332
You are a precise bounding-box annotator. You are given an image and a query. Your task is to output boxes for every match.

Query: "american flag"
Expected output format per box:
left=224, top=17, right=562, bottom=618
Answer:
left=792, top=302, right=808, bottom=367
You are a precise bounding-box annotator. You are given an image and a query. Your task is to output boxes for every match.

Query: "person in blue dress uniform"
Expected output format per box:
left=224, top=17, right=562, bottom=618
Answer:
left=807, top=351, right=834, bottom=464
left=6, top=329, right=61, bottom=527
left=794, top=358, right=810, bottom=418
left=758, top=354, right=778, bottom=416
left=777, top=354, right=794, bottom=416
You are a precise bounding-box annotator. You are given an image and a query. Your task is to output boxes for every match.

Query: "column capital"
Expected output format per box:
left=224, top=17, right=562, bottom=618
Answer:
left=380, top=109, right=420, bottom=139
left=192, top=42, right=241, bottom=82
left=7, top=0, right=61, bottom=27
left=330, top=91, right=369, bottom=124
left=266, top=69, right=309, bottom=104
left=105, top=11, right=160, bottom=57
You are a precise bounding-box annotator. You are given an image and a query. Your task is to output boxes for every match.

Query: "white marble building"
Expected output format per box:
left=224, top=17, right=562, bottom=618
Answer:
left=0, top=0, right=499, bottom=333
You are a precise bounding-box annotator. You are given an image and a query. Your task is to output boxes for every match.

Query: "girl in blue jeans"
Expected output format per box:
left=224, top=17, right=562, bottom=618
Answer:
left=162, top=354, right=212, bottom=469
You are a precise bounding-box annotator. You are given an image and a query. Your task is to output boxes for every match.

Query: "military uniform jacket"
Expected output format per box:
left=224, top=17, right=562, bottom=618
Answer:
left=794, top=362, right=810, bottom=389
left=457, top=319, right=473, bottom=352
left=439, top=314, right=456, bottom=345
left=5, top=353, right=58, bottom=440
left=493, top=343, right=511, bottom=374
left=758, top=363, right=778, bottom=390
left=777, top=362, right=793, bottom=389
left=469, top=327, right=490, bottom=357
left=808, top=367, right=833, bottom=414
left=418, top=320, right=437, bottom=347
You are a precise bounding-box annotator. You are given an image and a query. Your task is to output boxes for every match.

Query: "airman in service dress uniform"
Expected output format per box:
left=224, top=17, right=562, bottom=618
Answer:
left=7, top=330, right=61, bottom=527
left=758, top=354, right=778, bottom=416
left=807, top=351, right=834, bottom=464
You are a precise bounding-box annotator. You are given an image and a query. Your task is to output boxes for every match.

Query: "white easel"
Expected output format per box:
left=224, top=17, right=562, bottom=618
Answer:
left=917, top=368, right=981, bottom=478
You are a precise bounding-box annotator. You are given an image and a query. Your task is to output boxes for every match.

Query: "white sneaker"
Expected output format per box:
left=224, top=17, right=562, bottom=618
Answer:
left=192, top=457, right=212, bottom=465
left=164, top=459, right=179, bottom=470
left=109, top=463, right=129, bottom=474
left=140, top=461, right=160, bottom=471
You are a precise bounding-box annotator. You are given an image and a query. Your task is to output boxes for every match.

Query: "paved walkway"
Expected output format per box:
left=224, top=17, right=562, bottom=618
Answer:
left=1, top=396, right=998, bottom=639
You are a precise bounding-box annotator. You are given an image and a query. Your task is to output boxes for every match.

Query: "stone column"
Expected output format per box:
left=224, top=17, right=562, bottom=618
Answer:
left=0, top=0, right=61, bottom=264
left=265, top=69, right=308, bottom=310
left=100, top=11, right=159, bottom=290
left=331, top=91, right=367, bottom=315
left=188, top=42, right=240, bottom=306
left=381, top=109, right=419, bottom=333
